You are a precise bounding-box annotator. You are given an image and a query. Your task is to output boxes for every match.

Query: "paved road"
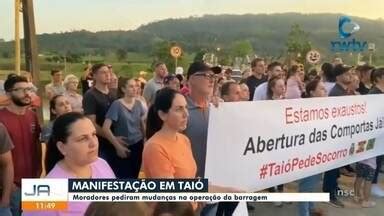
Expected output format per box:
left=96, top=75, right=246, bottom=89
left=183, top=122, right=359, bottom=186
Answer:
left=248, top=174, right=384, bottom=216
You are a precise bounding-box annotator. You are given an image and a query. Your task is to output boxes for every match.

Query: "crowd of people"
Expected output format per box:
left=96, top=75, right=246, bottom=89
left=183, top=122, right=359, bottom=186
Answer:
left=0, top=57, right=384, bottom=216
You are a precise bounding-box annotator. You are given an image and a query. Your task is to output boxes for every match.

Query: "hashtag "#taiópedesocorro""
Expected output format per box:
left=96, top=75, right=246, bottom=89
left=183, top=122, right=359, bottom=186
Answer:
left=259, top=149, right=348, bottom=179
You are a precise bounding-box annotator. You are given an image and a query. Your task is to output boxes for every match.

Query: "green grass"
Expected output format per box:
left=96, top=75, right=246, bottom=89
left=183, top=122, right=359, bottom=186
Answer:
left=0, top=51, right=200, bottom=82
left=0, top=53, right=155, bottom=82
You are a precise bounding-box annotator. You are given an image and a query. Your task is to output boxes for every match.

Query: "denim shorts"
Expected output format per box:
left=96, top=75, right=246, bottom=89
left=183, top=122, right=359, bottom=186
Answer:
left=356, top=163, right=375, bottom=181
left=0, top=207, right=12, bottom=216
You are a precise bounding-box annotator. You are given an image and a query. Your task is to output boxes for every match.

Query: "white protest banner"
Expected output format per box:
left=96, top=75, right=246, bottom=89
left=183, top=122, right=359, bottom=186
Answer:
left=205, top=95, right=384, bottom=191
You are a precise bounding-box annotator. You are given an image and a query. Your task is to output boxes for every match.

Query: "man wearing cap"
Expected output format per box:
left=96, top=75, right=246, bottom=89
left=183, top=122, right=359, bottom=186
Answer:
left=184, top=62, right=215, bottom=179
left=323, top=64, right=353, bottom=208
left=184, top=62, right=245, bottom=215
left=184, top=62, right=216, bottom=215
left=143, top=62, right=168, bottom=105
left=368, top=68, right=384, bottom=197
left=329, top=64, right=353, bottom=96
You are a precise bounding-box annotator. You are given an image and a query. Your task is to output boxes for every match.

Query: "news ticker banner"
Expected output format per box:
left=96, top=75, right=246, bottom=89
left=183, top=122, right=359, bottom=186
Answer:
left=205, top=94, right=384, bottom=191
left=22, top=179, right=207, bottom=211
left=21, top=179, right=328, bottom=211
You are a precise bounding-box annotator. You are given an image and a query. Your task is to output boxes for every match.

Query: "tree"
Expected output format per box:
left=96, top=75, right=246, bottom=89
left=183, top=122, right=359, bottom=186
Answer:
left=51, top=55, right=63, bottom=63
left=95, top=48, right=107, bottom=57
left=116, top=48, right=127, bottom=61
left=285, top=24, right=312, bottom=64
left=230, top=40, right=254, bottom=58
left=150, top=40, right=188, bottom=73
left=67, top=53, right=82, bottom=63
left=45, top=56, right=52, bottom=62
left=194, top=49, right=207, bottom=62
left=151, top=41, right=170, bottom=63
left=217, top=49, right=232, bottom=66
left=2, top=51, right=10, bottom=58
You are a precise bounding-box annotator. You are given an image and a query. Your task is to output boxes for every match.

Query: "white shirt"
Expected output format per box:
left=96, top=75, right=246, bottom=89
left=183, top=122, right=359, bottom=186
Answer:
left=253, top=82, right=268, bottom=101
left=324, top=82, right=335, bottom=96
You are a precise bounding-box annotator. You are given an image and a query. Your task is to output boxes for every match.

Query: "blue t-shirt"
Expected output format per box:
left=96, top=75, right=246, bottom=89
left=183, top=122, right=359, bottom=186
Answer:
left=184, top=96, right=209, bottom=178
left=105, top=99, right=145, bottom=145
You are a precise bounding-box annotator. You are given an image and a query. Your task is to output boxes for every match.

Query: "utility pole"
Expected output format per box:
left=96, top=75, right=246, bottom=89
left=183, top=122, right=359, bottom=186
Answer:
left=15, top=0, right=21, bottom=74
left=22, top=0, right=43, bottom=123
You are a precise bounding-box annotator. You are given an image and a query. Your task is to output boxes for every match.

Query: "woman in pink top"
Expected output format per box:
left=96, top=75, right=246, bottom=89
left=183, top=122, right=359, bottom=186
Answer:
left=24, top=112, right=115, bottom=216
left=285, top=65, right=304, bottom=99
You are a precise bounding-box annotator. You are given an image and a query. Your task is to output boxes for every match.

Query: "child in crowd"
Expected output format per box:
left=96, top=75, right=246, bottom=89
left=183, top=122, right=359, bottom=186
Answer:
left=354, top=157, right=377, bottom=207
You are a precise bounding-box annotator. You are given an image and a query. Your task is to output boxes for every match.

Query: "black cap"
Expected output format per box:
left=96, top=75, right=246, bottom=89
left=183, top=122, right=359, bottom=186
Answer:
left=187, top=62, right=220, bottom=79
left=211, top=66, right=222, bottom=74
left=333, top=64, right=352, bottom=77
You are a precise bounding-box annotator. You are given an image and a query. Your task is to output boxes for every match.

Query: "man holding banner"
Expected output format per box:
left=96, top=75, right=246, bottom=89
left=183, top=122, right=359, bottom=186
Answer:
left=368, top=68, right=384, bottom=198
left=184, top=62, right=217, bottom=215
left=297, top=79, right=327, bottom=216
left=322, top=64, right=353, bottom=208
left=204, top=62, right=384, bottom=210
left=184, top=62, right=244, bottom=216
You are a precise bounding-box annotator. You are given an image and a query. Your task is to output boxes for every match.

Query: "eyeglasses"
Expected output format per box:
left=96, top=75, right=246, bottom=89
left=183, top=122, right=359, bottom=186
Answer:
left=164, top=75, right=176, bottom=84
left=193, top=72, right=216, bottom=80
left=10, top=87, right=34, bottom=94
